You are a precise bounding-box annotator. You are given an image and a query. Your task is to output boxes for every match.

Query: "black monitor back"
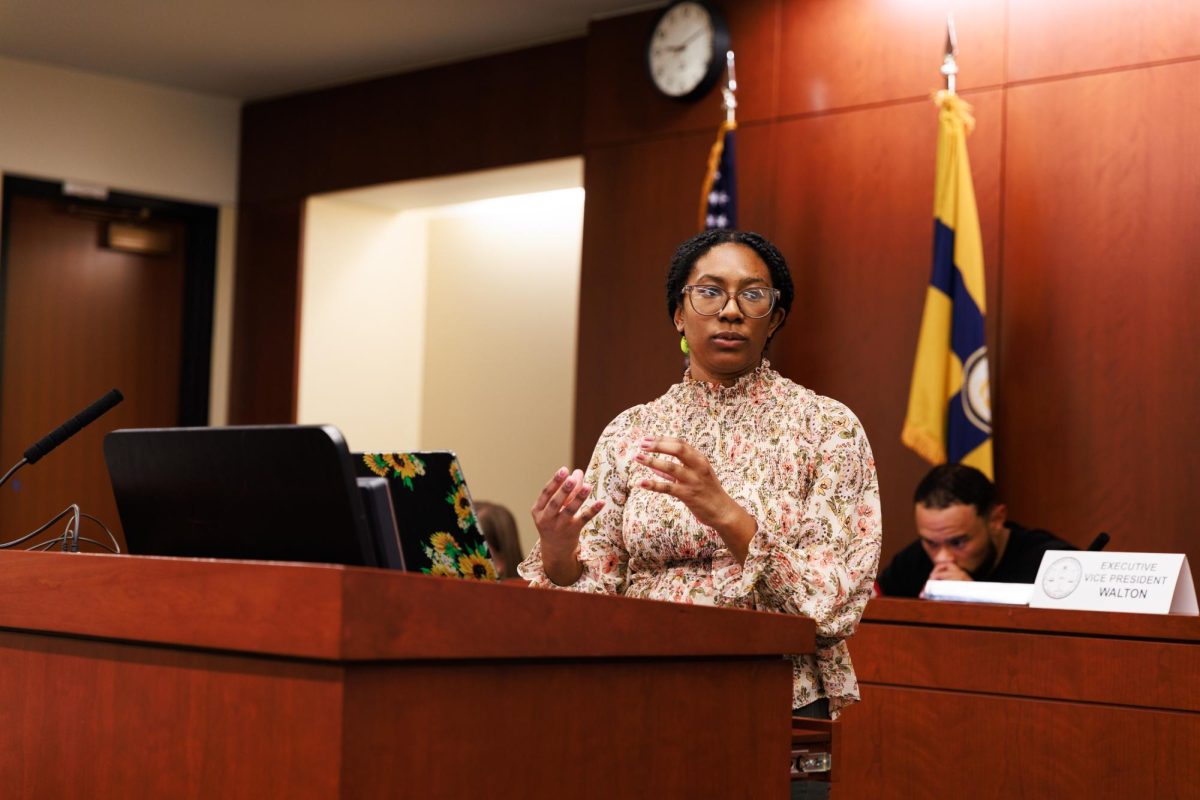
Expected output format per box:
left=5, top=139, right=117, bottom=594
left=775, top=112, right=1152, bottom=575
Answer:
left=105, top=425, right=378, bottom=567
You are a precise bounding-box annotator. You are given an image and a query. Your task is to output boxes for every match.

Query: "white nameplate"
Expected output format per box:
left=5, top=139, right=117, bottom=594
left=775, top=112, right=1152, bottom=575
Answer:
left=1029, top=551, right=1199, bottom=615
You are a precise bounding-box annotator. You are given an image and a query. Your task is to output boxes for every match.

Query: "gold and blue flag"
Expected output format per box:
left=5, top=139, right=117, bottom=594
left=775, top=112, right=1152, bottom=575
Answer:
left=901, top=91, right=993, bottom=479
left=699, top=118, right=737, bottom=230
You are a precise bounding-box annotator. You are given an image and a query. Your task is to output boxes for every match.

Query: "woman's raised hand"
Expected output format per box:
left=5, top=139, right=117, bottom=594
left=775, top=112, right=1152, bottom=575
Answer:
left=530, top=467, right=605, bottom=585
left=635, top=436, right=756, bottom=562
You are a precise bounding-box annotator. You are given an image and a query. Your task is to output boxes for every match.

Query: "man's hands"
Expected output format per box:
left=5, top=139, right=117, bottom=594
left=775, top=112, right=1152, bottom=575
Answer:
left=929, top=560, right=973, bottom=581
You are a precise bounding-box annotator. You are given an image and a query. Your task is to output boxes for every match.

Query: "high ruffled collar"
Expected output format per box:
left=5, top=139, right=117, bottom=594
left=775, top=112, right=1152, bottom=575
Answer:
left=680, top=358, right=775, bottom=405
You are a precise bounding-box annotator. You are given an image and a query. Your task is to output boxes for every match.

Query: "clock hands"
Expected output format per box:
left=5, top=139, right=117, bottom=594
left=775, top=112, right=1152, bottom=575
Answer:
left=668, top=26, right=708, bottom=53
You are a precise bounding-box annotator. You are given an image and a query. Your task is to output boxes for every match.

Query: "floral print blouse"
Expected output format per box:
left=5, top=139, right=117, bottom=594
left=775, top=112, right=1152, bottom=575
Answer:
left=519, top=361, right=882, bottom=717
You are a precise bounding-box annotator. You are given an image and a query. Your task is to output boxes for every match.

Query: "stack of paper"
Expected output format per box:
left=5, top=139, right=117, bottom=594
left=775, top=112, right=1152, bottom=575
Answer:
left=920, top=580, right=1034, bottom=605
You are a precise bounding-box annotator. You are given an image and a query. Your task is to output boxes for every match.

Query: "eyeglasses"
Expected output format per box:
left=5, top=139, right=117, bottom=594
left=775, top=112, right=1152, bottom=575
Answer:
left=681, top=284, right=781, bottom=318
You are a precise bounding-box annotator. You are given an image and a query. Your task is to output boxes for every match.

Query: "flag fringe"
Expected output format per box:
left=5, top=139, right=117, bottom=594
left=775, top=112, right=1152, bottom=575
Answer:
left=900, top=423, right=946, bottom=467
left=932, top=90, right=975, bottom=133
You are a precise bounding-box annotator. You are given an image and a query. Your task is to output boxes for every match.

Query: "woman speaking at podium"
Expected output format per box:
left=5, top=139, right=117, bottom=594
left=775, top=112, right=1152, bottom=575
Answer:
left=519, top=230, right=881, bottom=722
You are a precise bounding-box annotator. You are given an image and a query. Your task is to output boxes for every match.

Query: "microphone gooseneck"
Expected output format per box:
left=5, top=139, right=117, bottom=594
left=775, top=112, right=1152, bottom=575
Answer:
left=22, top=389, right=124, bottom=465
left=1, top=389, right=124, bottom=553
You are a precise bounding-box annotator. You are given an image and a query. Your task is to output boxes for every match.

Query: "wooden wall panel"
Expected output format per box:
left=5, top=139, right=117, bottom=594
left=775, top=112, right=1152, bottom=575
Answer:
left=584, top=1, right=780, bottom=147
left=1009, top=0, right=1200, bottom=82
left=1000, top=61, right=1200, bottom=557
left=768, top=90, right=1005, bottom=559
left=230, top=200, right=304, bottom=423
left=733, top=121, right=782, bottom=236
left=238, top=41, right=586, bottom=204
left=573, top=134, right=711, bottom=467
left=779, top=0, right=1006, bottom=116
left=837, top=684, right=1200, bottom=798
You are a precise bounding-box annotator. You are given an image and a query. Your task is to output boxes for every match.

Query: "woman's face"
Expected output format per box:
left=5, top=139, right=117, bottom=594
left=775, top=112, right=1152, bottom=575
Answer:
left=673, top=243, right=785, bottom=386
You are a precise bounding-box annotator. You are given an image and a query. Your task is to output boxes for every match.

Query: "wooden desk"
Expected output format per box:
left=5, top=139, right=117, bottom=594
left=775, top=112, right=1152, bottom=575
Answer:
left=837, top=598, right=1200, bottom=797
left=0, top=550, right=814, bottom=798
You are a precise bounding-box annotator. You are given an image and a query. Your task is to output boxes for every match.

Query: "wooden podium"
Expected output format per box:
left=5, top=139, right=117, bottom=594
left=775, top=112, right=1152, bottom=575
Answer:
left=0, top=551, right=814, bottom=797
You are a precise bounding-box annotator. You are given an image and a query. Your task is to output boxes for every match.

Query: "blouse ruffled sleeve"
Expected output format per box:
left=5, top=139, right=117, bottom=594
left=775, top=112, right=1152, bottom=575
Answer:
left=517, top=411, right=635, bottom=595
left=712, top=403, right=882, bottom=644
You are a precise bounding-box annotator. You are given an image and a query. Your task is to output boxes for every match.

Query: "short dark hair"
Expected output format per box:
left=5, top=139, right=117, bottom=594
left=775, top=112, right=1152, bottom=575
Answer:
left=913, top=463, right=996, bottom=517
left=665, top=230, right=794, bottom=333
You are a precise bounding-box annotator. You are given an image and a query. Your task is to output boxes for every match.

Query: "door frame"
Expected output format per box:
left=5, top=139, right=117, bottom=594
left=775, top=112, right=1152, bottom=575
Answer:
left=0, top=174, right=218, bottom=426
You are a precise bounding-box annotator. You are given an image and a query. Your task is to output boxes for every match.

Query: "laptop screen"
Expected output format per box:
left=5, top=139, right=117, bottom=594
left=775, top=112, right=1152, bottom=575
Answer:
left=353, top=451, right=498, bottom=581
left=106, top=425, right=379, bottom=567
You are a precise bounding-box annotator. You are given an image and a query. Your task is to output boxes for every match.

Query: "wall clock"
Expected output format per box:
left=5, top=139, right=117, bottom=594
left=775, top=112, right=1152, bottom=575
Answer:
left=645, top=1, right=730, bottom=102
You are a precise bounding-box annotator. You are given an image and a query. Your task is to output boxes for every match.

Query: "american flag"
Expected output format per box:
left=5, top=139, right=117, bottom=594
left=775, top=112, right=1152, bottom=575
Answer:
left=699, top=119, right=737, bottom=230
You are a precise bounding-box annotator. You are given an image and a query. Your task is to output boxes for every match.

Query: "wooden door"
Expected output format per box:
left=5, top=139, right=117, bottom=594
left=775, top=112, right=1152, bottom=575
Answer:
left=0, top=194, right=187, bottom=550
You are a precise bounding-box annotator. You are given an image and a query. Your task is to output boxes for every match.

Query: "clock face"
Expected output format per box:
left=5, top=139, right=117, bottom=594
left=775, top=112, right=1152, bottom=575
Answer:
left=646, top=1, right=727, bottom=100
left=1041, top=556, right=1083, bottom=599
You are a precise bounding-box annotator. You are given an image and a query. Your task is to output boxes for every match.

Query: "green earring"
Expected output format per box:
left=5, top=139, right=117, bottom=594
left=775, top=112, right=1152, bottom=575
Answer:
left=680, top=336, right=689, bottom=355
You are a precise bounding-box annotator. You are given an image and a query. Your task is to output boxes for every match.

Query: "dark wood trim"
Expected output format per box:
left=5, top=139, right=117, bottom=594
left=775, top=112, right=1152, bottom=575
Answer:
left=228, top=199, right=303, bottom=424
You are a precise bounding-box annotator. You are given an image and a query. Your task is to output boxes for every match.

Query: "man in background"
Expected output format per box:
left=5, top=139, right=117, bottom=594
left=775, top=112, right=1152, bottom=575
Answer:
left=876, top=464, right=1076, bottom=597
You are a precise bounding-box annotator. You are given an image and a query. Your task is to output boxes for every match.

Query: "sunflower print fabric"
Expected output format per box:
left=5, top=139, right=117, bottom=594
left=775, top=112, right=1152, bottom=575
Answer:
left=358, top=451, right=498, bottom=581
left=422, top=530, right=496, bottom=581
left=518, top=361, right=881, bottom=717
left=363, top=452, right=427, bottom=489
left=447, top=484, right=476, bottom=532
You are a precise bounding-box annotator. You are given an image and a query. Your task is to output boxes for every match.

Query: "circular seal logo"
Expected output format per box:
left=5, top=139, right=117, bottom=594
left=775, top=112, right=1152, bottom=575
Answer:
left=961, top=348, right=992, bottom=434
left=1042, top=556, right=1083, bottom=599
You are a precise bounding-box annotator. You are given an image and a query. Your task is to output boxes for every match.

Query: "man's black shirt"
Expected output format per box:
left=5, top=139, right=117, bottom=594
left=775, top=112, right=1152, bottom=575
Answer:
left=876, top=522, right=1077, bottom=598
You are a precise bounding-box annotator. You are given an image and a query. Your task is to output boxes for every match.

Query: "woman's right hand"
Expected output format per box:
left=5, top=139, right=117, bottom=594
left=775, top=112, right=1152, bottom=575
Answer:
left=530, top=467, right=605, bottom=586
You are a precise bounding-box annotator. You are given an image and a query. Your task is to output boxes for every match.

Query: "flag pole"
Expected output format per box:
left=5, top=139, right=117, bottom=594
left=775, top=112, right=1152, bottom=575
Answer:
left=722, top=50, right=738, bottom=122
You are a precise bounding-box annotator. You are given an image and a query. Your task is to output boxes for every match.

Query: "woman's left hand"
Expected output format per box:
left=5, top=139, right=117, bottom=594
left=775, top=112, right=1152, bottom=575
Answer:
left=635, top=435, right=757, bottom=562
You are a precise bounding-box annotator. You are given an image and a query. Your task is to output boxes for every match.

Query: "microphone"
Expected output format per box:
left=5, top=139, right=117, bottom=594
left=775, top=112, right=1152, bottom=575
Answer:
left=1, top=389, right=124, bottom=553
left=1086, top=532, right=1111, bottom=552
left=23, top=389, right=125, bottom=465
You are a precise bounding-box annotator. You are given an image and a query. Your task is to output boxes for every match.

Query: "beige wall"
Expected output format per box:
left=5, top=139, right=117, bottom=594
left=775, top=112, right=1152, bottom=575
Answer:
left=0, top=55, right=241, bottom=422
left=421, top=187, right=584, bottom=553
left=297, top=198, right=429, bottom=450
left=297, top=158, right=584, bottom=552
